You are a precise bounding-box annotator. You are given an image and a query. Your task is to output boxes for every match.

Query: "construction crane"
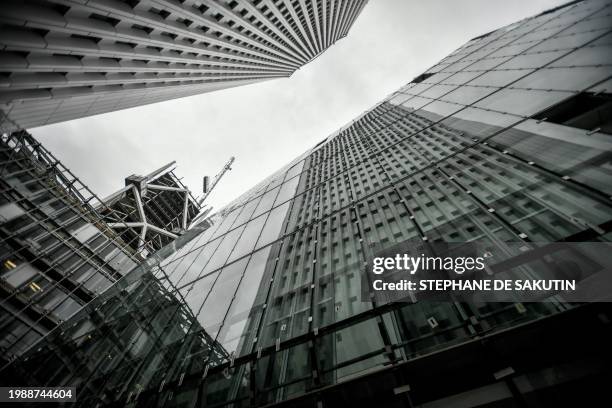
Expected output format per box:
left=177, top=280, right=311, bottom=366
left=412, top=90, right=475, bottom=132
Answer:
left=188, top=157, right=235, bottom=229
left=198, top=156, right=235, bottom=206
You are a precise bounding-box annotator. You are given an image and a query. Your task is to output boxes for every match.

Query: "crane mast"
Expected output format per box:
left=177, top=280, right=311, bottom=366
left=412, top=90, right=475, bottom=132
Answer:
left=188, top=157, right=235, bottom=229
left=198, top=156, right=234, bottom=206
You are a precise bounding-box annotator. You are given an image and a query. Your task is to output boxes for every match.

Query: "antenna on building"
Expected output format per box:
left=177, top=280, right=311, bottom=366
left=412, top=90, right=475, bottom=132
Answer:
left=197, top=156, right=235, bottom=206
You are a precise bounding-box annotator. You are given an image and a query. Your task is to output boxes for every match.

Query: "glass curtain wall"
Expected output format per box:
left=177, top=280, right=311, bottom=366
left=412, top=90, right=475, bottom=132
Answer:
left=2, top=0, right=612, bottom=406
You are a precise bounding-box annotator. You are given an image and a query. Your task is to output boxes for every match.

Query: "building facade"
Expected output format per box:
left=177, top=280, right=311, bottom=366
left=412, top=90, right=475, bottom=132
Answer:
left=0, top=130, right=140, bottom=365
left=3, top=0, right=612, bottom=406
left=0, top=130, right=200, bottom=366
left=0, top=0, right=368, bottom=130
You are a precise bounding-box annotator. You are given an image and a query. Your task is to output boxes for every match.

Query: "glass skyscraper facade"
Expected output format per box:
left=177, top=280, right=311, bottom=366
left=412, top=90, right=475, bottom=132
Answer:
left=2, top=0, right=612, bottom=407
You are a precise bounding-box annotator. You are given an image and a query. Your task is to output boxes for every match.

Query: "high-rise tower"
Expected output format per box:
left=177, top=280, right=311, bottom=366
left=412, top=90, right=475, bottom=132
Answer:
left=0, top=0, right=368, bottom=130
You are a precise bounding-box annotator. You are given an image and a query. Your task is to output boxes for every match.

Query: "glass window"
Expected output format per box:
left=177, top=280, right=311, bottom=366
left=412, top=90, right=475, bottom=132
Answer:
left=438, top=148, right=611, bottom=240
left=440, top=85, right=497, bottom=105
left=419, top=84, right=457, bottom=99
left=532, top=91, right=612, bottom=134
left=562, top=14, right=612, bottom=34
left=215, top=247, right=272, bottom=355
left=497, top=50, right=566, bottom=69
left=39, top=288, right=68, bottom=311
left=266, top=175, right=284, bottom=191
left=231, top=194, right=262, bottom=229
left=387, top=302, right=468, bottom=357
left=200, top=226, right=246, bottom=276
left=52, top=297, right=81, bottom=320
left=416, top=71, right=453, bottom=85
left=401, top=96, right=432, bottom=110
left=492, top=119, right=612, bottom=195
left=468, top=69, right=532, bottom=87
left=182, top=270, right=220, bottom=317
left=163, top=236, right=213, bottom=281
left=315, top=318, right=386, bottom=383
left=444, top=59, right=475, bottom=73
left=171, top=239, right=220, bottom=287
left=196, top=257, right=249, bottom=337
left=388, top=92, right=412, bottom=106
left=19, top=273, right=51, bottom=300
left=591, top=31, right=612, bottom=47
left=159, top=230, right=204, bottom=268
left=441, top=71, right=482, bottom=86
left=474, top=88, right=571, bottom=116
left=285, top=160, right=305, bottom=180
left=466, top=56, right=512, bottom=71
left=588, top=76, right=612, bottom=94
left=252, top=187, right=279, bottom=218
left=487, top=41, right=535, bottom=57
left=0, top=203, right=25, bottom=222
left=210, top=206, right=243, bottom=240
left=3, top=262, right=39, bottom=288
left=72, top=264, right=95, bottom=283
left=529, top=29, right=608, bottom=53
left=274, top=175, right=300, bottom=207
left=401, top=82, right=433, bottom=96
left=226, top=214, right=267, bottom=263
left=256, top=202, right=291, bottom=250
left=420, top=100, right=464, bottom=117
left=450, top=106, right=522, bottom=132
left=511, top=66, right=612, bottom=92
left=83, top=272, right=112, bottom=294
left=72, top=223, right=99, bottom=243
left=87, top=235, right=106, bottom=251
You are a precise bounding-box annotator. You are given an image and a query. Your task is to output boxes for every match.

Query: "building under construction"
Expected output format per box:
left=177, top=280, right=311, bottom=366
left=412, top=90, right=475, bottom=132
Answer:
left=99, top=162, right=201, bottom=257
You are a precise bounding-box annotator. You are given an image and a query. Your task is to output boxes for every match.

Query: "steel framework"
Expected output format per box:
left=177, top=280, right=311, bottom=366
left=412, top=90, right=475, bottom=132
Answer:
left=101, top=162, right=201, bottom=257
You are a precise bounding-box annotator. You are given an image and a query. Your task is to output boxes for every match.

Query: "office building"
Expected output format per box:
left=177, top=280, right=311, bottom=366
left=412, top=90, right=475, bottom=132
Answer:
left=0, top=0, right=368, bottom=131
left=0, top=130, right=140, bottom=365
left=3, top=0, right=612, bottom=406
left=0, top=130, right=199, bottom=366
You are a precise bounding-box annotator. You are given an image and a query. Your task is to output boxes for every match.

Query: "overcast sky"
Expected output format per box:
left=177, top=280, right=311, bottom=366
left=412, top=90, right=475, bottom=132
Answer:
left=31, top=0, right=566, bottom=212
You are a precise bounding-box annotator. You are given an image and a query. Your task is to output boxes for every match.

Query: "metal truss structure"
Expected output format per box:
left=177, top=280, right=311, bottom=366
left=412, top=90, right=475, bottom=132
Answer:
left=100, top=162, right=201, bottom=257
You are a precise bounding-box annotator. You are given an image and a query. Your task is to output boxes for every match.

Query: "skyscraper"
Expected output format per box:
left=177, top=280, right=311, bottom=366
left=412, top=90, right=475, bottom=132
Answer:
left=0, top=0, right=368, bottom=131
left=3, top=0, right=612, bottom=407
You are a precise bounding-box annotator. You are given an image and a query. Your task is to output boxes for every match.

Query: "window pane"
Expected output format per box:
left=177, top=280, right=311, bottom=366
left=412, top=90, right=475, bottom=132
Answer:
left=227, top=214, right=267, bottom=263
left=474, top=88, right=571, bottom=116
left=256, top=202, right=291, bottom=249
